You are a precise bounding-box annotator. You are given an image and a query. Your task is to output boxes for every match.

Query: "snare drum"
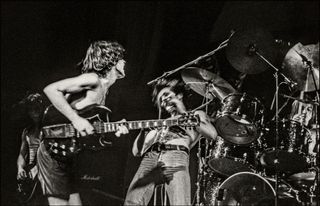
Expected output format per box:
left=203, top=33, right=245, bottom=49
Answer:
left=259, top=119, right=311, bottom=173
left=208, top=137, right=257, bottom=177
left=214, top=93, right=265, bottom=145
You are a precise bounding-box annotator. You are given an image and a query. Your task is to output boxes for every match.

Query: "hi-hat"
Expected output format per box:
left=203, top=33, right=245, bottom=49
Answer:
left=282, top=42, right=319, bottom=91
left=181, top=67, right=236, bottom=100
left=226, top=28, right=276, bottom=74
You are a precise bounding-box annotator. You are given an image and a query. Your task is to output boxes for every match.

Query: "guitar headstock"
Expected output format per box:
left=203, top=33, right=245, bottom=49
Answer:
left=177, top=113, right=200, bottom=127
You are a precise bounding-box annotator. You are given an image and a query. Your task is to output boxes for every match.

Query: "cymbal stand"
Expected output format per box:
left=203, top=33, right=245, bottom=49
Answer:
left=194, top=83, right=214, bottom=206
left=250, top=45, right=297, bottom=206
left=301, top=57, right=319, bottom=205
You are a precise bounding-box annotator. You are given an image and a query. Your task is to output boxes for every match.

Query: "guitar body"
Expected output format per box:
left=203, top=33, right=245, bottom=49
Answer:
left=17, top=164, right=38, bottom=204
left=42, top=104, right=112, bottom=160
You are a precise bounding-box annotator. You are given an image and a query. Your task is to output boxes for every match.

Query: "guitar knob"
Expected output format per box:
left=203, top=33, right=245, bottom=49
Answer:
left=60, top=144, right=66, bottom=149
left=53, top=149, right=58, bottom=154
left=54, top=142, right=58, bottom=147
left=62, top=151, right=66, bottom=156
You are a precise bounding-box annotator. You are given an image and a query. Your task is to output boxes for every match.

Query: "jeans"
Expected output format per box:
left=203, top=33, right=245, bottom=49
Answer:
left=124, top=150, right=190, bottom=206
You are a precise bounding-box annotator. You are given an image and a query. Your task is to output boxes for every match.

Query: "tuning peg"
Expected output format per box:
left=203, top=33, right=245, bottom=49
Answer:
left=69, top=147, right=74, bottom=152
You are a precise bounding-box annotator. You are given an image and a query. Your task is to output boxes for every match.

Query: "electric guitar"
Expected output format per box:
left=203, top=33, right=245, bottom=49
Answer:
left=42, top=104, right=200, bottom=159
left=17, top=144, right=39, bottom=203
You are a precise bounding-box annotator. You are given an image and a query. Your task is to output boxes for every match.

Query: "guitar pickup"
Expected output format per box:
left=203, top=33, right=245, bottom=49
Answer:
left=43, top=124, right=71, bottom=138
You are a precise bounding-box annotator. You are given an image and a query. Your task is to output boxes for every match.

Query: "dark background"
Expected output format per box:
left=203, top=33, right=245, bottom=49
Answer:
left=1, top=1, right=319, bottom=205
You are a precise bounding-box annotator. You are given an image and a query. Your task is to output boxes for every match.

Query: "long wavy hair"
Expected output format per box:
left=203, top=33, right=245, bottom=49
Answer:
left=79, top=41, right=125, bottom=77
left=151, top=77, right=188, bottom=118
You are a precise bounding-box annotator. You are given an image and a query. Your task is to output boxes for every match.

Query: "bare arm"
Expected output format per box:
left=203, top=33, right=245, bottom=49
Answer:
left=194, top=110, right=217, bottom=140
left=43, top=73, right=100, bottom=135
left=17, top=129, right=28, bottom=179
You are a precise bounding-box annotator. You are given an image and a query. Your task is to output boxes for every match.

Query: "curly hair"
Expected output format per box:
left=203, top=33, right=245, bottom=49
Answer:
left=12, top=92, right=45, bottom=126
left=80, top=41, right=125, bottom=76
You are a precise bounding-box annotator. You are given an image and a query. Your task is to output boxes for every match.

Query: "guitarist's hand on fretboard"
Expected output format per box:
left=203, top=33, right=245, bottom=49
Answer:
left=114, top=119, right=129, bottom=137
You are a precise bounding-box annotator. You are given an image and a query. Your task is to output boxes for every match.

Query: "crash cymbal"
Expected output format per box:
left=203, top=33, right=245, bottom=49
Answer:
left=282, top=42, right=319, bottom=91
left=181, top=67, right=236, bottom=100
left=287, top=171, right=316, bottom=182
left=226, top=28, right=276, bottom=74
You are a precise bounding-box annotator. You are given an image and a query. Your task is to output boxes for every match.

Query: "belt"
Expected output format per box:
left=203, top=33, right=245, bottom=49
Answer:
left=148, top=143, right=189, bottom=155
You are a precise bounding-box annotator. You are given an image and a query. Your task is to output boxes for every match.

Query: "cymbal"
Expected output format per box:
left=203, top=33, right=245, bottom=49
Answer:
left=287, top=171, right=316, bottom=182
left=226, top=28, right=276, bottom=74
left=181, top=67, right=236, bottom=100
left=282, top=42, right=319, bottom=91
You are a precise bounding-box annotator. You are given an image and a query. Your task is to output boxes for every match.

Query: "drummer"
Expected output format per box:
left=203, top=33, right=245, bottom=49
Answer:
left=289, top=91, right=319, bottom=156
left=290, top=92, right=318, bottom=128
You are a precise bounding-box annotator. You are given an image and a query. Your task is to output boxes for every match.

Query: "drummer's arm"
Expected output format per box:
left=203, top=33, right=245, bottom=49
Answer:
left=194, top=110, right=218, bottom=140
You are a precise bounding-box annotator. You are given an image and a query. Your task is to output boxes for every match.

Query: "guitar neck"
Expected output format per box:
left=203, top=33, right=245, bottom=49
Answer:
left=28, top=145, right=39, bottom=165
left=94, top=119, right=180, bottom=133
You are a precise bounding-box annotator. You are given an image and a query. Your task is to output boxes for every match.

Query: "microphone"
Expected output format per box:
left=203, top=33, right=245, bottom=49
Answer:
left=295, top=50, right=312, bottom=66
left=283, top=77, right=298, bottom=88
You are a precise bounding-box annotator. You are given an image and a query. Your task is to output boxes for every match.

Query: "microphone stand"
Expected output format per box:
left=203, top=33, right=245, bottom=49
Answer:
left=147, top=38, right=230, bottom=85
left=249, top=44, right=297, bottom=206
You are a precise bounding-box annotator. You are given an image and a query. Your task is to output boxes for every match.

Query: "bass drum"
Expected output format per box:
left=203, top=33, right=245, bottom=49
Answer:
left=208, top=137, right=258, bottom=177
left=206, top=172, right=299, bottom=206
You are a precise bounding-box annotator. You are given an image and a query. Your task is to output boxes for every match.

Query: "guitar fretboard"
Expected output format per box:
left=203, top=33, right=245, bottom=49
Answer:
left=28, top=145, right=39, bottom=165
left=98, top=119, right=180, bottom=132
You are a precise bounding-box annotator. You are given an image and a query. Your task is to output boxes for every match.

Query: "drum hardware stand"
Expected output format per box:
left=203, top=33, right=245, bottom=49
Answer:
left=194, top=83, right=215, bottom=206
left=191, top=98, right=213, bottom=112
left=248, top=43, right=297, bottom=206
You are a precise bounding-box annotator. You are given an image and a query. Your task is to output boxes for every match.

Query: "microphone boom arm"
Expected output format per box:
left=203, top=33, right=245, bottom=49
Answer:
left=147, top=38, right=229, bottom=85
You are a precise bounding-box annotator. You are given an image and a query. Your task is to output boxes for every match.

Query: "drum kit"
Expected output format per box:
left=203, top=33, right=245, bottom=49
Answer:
left=149, top=27, right=319, bottom=206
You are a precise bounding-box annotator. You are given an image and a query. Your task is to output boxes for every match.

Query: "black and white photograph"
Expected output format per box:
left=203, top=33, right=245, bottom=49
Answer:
left=1, top=1, right=319, bottom=205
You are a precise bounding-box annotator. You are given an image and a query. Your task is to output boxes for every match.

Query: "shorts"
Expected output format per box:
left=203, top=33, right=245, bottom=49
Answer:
left=37, top=141, right=79, bottom=200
